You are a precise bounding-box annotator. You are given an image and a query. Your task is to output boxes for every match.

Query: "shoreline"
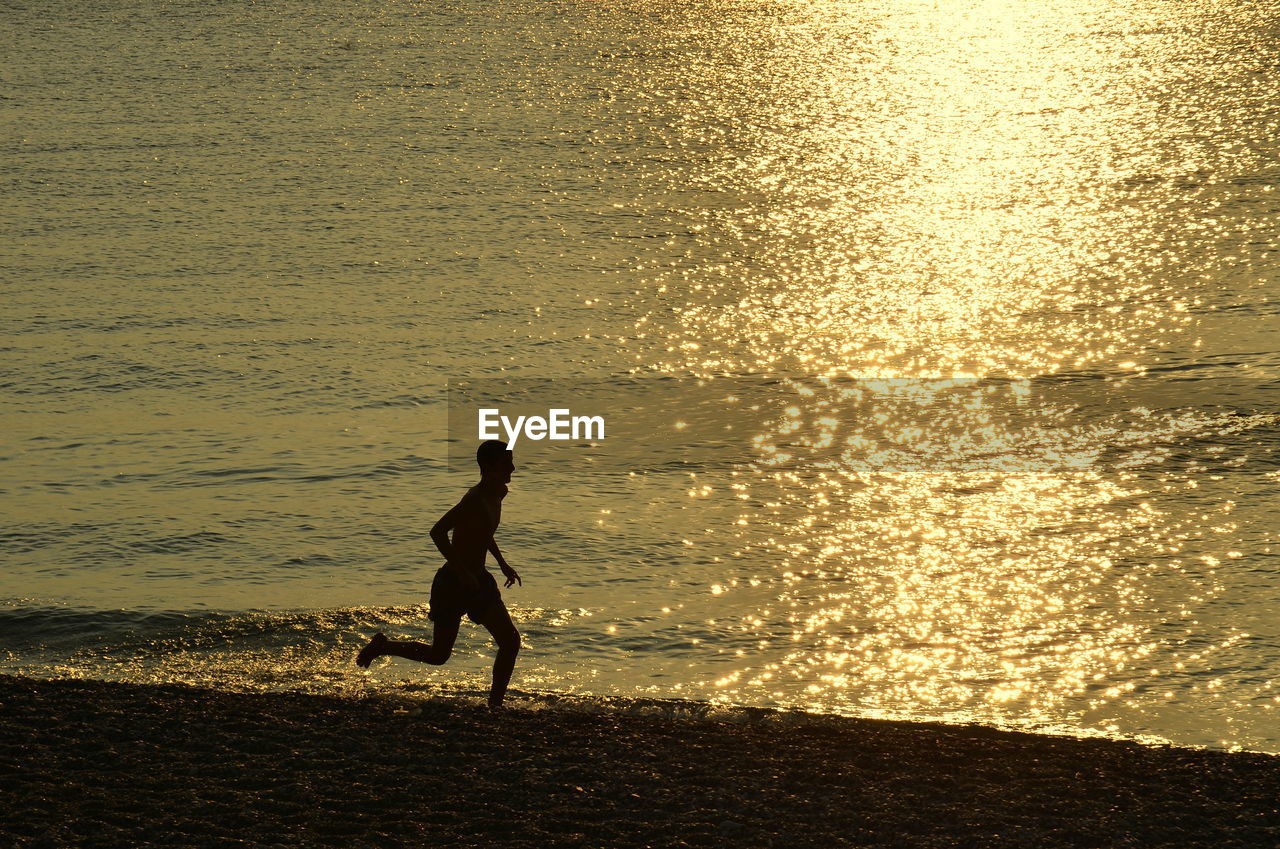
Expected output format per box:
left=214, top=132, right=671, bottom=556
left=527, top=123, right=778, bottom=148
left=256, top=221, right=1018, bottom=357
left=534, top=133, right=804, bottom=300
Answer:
left=5, top=674, right=1278, bottom=847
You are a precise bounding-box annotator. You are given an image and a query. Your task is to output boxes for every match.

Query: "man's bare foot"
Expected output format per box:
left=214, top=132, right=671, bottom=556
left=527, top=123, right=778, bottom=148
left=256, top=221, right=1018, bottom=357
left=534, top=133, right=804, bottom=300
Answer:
left=356, top=632, right=388, bottom=668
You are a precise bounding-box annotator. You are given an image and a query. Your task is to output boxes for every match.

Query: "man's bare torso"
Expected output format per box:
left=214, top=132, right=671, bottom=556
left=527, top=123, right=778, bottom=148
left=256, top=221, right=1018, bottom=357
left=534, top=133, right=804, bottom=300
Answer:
left=448, top=484, right=505, bottom=573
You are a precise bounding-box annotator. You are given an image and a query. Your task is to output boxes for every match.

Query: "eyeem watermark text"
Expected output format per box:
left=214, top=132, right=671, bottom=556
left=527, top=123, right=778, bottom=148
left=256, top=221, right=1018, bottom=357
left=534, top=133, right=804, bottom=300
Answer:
left=478, top=408, right=605, bottom=448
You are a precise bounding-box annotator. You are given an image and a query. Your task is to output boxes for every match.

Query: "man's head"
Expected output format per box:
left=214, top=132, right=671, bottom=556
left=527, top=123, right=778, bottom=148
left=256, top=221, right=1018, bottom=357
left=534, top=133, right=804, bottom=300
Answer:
left=476, top=439, right=515, bottom=484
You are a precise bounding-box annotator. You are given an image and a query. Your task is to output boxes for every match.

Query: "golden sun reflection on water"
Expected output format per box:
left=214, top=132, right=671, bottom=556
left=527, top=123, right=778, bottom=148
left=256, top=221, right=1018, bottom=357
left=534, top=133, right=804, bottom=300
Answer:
left=615, top=0, right=1269, bottom=742
left=688, top=379, right=1255, bottom=734
left=639, top=0, right=1228, bottom=379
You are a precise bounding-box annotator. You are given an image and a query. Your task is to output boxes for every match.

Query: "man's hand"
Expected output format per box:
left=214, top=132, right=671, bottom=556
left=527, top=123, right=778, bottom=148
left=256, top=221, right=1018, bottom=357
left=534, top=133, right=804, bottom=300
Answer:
left=500, top=563, right=522, bottom=588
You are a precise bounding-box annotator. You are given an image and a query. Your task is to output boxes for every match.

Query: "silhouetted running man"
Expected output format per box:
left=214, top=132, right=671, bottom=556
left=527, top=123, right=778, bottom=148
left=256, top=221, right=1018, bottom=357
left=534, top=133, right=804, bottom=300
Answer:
left=356, top=440, right=522, bottom=709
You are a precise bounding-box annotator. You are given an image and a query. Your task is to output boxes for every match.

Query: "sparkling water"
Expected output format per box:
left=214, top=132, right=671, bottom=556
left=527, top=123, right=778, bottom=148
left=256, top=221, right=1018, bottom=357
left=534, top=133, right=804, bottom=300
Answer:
left=3, top=0, right=1279, bottom=751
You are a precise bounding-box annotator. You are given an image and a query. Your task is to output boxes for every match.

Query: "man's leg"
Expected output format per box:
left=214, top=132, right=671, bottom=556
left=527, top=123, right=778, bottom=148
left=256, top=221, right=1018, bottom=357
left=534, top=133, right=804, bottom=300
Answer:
left=356, top=618, right=459, bottom=667
left=474, top=601, right=521, bottom=708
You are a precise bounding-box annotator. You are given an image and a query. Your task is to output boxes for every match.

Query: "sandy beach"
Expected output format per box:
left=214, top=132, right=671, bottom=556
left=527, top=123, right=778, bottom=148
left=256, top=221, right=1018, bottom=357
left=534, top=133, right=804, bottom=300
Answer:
left=3, top=675, right=1278, bottom=848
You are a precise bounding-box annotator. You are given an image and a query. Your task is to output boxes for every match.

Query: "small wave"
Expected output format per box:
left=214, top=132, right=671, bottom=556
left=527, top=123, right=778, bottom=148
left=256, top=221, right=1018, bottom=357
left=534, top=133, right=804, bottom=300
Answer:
left=0, top=531, right=59, bottom=554
left=158, top=455, right=441, bottom=488
left=350, top=395, right=442, bottom=410
left=0, top=603, right=426, bottom=655
left=126, top=531, right=234, bottom=555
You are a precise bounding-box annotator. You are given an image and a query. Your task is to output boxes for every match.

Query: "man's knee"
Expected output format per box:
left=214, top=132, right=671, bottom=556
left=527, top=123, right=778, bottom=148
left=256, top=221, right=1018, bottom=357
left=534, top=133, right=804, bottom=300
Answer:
left=497, top=629, right=521, bottom=654
left=427, top=646, right=452, bottom=665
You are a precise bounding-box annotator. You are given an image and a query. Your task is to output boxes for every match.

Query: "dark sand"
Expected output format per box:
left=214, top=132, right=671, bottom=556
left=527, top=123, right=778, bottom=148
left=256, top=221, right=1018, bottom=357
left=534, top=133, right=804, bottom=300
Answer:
left=4, top=675, right=1278, bottom=848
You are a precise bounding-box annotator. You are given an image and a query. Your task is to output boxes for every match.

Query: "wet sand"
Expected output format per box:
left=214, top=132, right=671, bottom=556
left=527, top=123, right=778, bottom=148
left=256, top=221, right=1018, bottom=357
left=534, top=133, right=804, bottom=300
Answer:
left=4, top=674, right=1278, bottom=848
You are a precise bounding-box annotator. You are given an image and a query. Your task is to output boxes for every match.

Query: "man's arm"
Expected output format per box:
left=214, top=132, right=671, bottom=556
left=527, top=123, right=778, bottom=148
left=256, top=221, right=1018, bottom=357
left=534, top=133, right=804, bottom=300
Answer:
left=430, top=499, right=468, bottom=564
left=486, top=538, right=508, bottom=569
left=488, top=539, right=522, bottom=587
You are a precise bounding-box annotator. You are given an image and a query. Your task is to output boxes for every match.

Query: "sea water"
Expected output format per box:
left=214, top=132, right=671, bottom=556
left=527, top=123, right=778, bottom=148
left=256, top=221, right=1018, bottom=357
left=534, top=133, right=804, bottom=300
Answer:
left=3, top=0, right=1279, bottom=751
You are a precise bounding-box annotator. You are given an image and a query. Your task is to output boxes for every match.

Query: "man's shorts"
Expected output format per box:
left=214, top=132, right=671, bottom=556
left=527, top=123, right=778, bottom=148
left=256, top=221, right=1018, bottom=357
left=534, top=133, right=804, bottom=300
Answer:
left=428, top=566, right=501, bottom=626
